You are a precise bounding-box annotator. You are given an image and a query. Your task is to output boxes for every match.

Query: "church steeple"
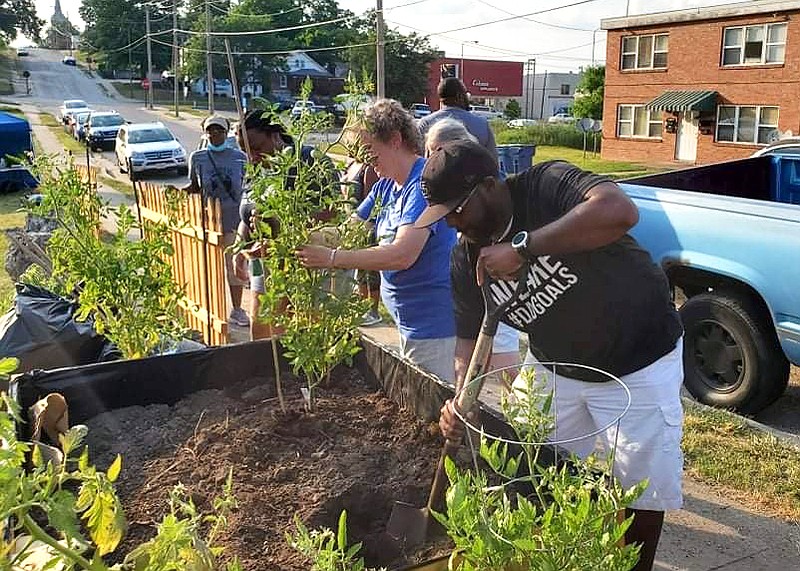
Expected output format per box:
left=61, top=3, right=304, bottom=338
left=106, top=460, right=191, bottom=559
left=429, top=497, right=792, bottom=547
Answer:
left=53, top=0, right=64, bottom=19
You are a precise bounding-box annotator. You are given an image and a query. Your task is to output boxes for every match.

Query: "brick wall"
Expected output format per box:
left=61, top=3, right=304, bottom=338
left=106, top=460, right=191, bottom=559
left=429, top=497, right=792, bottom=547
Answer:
left=602, top=12, right=800, bottom=164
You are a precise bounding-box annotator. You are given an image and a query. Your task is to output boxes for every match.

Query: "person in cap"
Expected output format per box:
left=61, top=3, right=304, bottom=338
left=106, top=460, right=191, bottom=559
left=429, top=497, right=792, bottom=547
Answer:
left=182, top=114, right=249, bottom=328
left=296, top=99, right=458, bottom=382
left=418, top=140, right=684, bottom=571
left=417, top=77, right=497, bottom=163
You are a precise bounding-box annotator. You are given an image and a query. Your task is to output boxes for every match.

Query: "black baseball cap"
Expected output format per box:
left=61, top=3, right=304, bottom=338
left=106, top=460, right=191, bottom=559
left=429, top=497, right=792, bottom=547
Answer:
left=416, top=140, right=497, bottom=228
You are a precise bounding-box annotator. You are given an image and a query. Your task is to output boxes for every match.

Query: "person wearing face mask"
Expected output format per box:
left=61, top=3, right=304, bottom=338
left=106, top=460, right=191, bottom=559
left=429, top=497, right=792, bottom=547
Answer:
left=415, top=140, right=684, bottom=571
left=181, top=115, right=249, bottom=328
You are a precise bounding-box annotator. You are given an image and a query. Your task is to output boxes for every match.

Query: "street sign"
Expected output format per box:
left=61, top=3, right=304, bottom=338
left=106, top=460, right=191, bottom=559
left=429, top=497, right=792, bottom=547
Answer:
left=22, top=71, right=30, bottom=78
left=141, top=78, right=150, bottom=89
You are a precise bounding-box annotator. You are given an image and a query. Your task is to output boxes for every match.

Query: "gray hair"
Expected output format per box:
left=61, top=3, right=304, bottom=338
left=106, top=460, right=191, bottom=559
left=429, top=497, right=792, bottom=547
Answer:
left=425, top=118, right=478, bottom=154
left=363, top=99, right=420, bottom=153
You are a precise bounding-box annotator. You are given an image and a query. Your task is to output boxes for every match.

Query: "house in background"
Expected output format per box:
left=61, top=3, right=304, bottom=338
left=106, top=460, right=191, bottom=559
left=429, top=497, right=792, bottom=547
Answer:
left=270, top=50, right=345, bottom=103
left=601, top=0, right=800, bottom=165
left=521, top=71, right=581, bottom=120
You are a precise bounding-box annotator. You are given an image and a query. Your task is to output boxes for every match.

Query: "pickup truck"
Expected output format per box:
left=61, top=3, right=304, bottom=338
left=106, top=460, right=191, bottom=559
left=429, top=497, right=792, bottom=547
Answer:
left=620, top=155, right=800, bottom=414
left=0, top=111, right=37, bottom=193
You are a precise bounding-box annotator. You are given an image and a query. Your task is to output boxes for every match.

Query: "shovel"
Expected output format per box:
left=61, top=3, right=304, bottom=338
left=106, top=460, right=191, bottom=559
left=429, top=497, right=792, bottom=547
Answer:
left=386, top=264, right=529, bottom=547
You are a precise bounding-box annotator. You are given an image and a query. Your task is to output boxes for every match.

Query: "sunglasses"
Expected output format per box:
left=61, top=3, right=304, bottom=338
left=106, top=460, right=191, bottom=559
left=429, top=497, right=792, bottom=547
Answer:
left=453, top=177, right=484, bottom=214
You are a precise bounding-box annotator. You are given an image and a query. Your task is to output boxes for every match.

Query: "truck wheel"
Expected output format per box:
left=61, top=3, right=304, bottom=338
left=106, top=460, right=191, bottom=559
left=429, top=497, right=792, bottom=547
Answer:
left=680, top=293, right=789, bottom=415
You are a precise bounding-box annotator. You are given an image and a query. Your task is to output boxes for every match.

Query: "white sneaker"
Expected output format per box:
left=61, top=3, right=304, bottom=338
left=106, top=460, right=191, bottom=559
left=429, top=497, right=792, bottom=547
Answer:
left=229, top=307, right=250, bottom=328
left=361, top=309, right=382, bottom=326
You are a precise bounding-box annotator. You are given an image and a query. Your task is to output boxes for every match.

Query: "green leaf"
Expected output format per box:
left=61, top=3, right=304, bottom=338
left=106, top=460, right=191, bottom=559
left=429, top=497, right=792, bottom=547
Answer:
left=336, top=510, right=348, bottom=552
left=0, top=357, right=19, bottom=376
left=106, top=455, right=122, bottom=483
left=47, top=490, right=83, bottom=541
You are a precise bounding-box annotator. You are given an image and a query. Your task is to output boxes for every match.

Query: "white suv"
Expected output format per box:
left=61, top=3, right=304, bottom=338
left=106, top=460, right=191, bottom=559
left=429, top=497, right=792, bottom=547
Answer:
left=115, top=122, right=188, bottom=177
left=59, top=99, right=90, bottom=124
left=470, top=105, right=503, bottom=120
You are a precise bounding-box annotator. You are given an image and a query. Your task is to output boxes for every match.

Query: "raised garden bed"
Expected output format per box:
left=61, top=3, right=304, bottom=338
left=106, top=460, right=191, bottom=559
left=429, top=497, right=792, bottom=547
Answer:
left=12, top=337, right=517, bottom=570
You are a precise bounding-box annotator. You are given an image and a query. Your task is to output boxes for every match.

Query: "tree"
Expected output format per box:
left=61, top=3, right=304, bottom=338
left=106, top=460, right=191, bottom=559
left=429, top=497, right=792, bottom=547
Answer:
left=80, top=0, right=174, bottom=73
left=0, top=0, right=43, bottom=43
left=504, top=99, right=521, bottom=120
left=347, top=15, right=438, bottom=105
left=293, top=0, right=360, bottom=69
left=572, top=65, right=604, bottom=120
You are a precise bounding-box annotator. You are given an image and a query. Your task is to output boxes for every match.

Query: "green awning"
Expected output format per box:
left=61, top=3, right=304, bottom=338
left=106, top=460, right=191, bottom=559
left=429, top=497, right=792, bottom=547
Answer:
left=645, top=90, right=717, bottom=112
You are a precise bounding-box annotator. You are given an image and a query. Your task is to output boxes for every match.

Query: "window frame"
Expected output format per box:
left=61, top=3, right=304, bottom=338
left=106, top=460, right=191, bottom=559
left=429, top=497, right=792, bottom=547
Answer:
left=279, top=74, right=288, bottom=89
left=616, top=104, right=662, bottom=139
left=715, top=104, right=779, bottom=145
left=721, top=22, right=787, bottom=66
left=560, top=84, right=570, bottom=95
left=620, top=33, right=669, bottom=70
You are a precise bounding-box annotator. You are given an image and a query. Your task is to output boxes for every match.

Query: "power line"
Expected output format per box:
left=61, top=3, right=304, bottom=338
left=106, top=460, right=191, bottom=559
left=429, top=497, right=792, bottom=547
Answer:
left=471, top=0, right=594, bottom=31
left=155, top=13, right=358, bottom=37
left=149, top=35, right=376, bottom=55
left=207, top=4, right=303, bottom=18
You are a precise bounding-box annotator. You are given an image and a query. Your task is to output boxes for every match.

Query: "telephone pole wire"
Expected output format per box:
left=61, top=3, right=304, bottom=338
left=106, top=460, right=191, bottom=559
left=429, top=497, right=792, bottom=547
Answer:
left=206, top=0, right=214, bottom=113
left=376, top=0, right=385, bottom=98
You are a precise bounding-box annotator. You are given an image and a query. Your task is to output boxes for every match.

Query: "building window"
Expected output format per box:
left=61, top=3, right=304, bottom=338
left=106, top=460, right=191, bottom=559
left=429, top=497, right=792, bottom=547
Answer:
left=722, top=23, right=787, bottom=66
left=279, top=74, right=288, bottom=89
left=560, top=84, right=570, bottom=95
left=621, top=33, right=668, bottom=70
left=716, top=105, right=779, bottom=144
left=617, top=104, right=662, bottom=138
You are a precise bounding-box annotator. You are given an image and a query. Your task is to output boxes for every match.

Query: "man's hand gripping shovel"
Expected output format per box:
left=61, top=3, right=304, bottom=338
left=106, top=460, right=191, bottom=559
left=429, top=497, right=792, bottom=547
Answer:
left=385, top=263, right=530, bottom=548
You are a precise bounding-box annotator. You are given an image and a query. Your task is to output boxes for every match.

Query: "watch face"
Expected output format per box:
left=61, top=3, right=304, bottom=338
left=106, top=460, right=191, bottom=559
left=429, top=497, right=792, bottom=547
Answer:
left=512, top=231, right=527, bottom=248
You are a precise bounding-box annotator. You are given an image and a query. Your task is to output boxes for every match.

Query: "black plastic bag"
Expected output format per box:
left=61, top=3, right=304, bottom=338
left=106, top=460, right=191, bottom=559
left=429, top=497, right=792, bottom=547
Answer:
left=0, top=283, right=117, bottom=372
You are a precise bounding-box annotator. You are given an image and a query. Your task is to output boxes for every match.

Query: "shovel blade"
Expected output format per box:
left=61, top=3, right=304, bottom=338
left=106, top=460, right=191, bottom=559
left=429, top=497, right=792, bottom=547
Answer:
left=386, top=501, right=429, bottom=548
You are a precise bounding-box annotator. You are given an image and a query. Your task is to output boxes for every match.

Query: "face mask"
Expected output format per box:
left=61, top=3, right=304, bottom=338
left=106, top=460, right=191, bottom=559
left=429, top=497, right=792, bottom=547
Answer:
left=207, top=141, right=227, bottom=152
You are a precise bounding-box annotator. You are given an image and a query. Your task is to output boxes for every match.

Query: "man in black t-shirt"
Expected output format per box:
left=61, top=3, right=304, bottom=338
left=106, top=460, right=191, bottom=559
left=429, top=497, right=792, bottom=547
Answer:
left=414, top=140, right=684, bottom=571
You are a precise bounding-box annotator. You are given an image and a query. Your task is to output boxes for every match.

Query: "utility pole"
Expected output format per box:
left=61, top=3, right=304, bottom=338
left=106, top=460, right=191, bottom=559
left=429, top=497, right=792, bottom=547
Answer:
left=173, top=0, right=179, bottom=117
left=539, top=70, right=547, bottom=119
left=376, top=0, right=385, bottom=98
left=145, top=6, right=154, bottom=109
left=526, top=58, right=535, bottom=119
left=206, top=0, right=214, bottom=113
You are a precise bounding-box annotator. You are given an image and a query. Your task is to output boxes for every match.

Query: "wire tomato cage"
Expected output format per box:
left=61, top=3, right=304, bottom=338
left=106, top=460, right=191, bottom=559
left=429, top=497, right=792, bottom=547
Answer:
left=449, top=359, right=634, bottom=552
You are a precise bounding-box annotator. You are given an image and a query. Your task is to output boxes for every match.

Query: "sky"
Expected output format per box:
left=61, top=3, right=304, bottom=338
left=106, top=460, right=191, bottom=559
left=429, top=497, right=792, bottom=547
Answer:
left=29, top=0, right=747, bottom=72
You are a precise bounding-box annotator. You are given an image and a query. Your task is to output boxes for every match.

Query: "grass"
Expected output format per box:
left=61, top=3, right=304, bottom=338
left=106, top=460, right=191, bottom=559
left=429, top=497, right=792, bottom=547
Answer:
left=0, top=191, right=30, bottom=302
left=39, top=113, right=84, bottom=154
left=109, top=81, right=240, bottom=112
left=533, top=146, right=668, bottom=178
left=682, top=403, right=800, bottom=520
left=99, top=175, right=134, bottom=196
left=0, top=49, right=14, bottom=95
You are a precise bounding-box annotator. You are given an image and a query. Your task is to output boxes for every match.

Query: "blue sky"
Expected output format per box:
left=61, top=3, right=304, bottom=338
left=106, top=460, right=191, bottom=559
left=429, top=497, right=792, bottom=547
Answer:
left=32, top=0, right=746, bottom=71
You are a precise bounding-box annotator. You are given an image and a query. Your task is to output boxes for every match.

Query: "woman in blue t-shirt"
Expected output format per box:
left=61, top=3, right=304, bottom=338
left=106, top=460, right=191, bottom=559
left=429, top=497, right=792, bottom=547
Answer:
left=297, top=99, right=457, bottom=382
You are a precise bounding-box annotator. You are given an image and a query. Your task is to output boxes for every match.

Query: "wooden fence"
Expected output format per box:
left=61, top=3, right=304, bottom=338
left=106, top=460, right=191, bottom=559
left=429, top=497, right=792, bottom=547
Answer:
left=73, top=164, right=98, bottom=190
left=136, top=182, right=229, bottom=345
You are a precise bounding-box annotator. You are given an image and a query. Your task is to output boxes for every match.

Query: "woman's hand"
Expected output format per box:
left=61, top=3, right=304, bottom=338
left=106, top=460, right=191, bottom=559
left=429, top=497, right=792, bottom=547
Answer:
left=296, top=245, right=335, bottom=268
left=233, top=251, right=249, bottom=281
left=439, top=399, right=466, bottom=441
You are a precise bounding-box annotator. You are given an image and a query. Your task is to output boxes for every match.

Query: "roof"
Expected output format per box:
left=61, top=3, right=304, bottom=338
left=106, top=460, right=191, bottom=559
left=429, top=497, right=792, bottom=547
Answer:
left=645, top=90, right=717, bottom=112
left=287, top=67, right=332, bottom=78
left=602, top=0, right=800, bottom=30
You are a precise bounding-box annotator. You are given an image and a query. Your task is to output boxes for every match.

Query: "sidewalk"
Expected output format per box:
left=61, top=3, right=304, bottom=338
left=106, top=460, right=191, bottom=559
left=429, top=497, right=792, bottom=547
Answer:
left=360, top=323, right=800, bottom=570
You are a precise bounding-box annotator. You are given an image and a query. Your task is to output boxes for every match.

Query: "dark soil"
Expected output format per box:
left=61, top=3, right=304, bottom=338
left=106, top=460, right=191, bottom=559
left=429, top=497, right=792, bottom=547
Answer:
left=84, top=367, right=457, bottom=570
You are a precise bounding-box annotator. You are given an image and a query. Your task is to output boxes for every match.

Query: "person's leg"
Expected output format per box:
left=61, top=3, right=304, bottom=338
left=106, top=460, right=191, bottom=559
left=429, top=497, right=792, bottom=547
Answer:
left=223, top=233, right=248, bottom=325
left=398, top=335, right=456, bottom=383
left=584, top=339, right=684, bottom=571
left=230, top=284, right=243, bottom=310
left=489, top=323, right=520, bottom=386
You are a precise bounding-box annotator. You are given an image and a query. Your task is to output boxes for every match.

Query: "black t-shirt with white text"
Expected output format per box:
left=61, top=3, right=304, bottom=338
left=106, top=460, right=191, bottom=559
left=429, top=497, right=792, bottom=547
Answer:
left=451, top=161, right=683, bottom=380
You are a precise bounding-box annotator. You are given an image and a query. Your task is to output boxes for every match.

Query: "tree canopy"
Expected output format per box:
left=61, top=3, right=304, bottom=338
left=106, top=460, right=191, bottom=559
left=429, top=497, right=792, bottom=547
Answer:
left=572, top=65, right=604, bottom=120
left=0, top=0, right=43, bottom=43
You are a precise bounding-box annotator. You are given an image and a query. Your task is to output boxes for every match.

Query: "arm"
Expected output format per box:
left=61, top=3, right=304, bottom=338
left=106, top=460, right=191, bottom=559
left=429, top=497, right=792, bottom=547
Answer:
left=299, top=223, right=430, bottom=272
left=485, top=124, right=499, bottom=165
left=454, top=337, right=477, bottom=390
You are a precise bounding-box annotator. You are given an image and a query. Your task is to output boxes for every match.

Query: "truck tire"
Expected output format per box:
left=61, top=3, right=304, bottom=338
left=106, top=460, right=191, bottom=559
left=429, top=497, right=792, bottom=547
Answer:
left=680, top=293, right=789, bottom=415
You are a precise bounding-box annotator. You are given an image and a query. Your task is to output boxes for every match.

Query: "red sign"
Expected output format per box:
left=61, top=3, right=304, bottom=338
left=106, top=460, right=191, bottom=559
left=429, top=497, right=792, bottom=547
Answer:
left=426, top=58, right=523, bottom=110
left=141, top=78, right=150, bottom=89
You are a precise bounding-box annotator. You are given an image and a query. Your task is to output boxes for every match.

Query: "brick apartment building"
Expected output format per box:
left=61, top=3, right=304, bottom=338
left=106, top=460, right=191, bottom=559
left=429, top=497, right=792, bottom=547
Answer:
left=601, top=0, right=800, bottom=165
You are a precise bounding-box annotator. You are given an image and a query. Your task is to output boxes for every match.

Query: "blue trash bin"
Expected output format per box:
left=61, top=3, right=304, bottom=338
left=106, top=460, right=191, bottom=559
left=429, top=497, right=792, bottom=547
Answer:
left=497, top=144, right=536, bottom=176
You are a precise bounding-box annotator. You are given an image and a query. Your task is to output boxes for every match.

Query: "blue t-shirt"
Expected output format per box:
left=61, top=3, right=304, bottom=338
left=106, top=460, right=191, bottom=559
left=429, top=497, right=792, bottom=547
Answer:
left=356, top=158, right=456, bottom=340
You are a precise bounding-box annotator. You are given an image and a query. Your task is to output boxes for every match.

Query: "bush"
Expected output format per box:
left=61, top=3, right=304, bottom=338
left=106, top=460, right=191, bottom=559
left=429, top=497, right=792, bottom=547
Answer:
left=504, top=99, right=521, bottom=120
left=494, top=122, right=602, bottom=152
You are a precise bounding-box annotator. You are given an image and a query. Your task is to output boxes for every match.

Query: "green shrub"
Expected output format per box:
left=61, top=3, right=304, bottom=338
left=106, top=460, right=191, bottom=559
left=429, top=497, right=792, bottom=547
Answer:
left=494, top=122, right=602, bottom=152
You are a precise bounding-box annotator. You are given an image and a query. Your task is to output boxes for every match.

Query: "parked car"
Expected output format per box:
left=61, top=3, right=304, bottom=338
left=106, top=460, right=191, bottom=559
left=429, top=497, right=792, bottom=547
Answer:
left=290, top=100, right=326, bottom=119
left=548, top=112, right=575, bottom=124
left=410, top=103, right=431, bottom=119
left=68, top=111, right=92, bottom=142
left=16, top=48, right=29, bottom=57
left=470, top=105, right=503, bottom=120
left=62, top=55, right=77, bottom=66
left=621, top=155, right=800, bottom=414
left=751, top=138, right=800, bottom=157
left=85, top=111, right=125, bottom=150
left=58, top=99, right=90, bottom=124
left=507, top=118, right=537, bottom=128
left=115, top=122, right=188, bottom=178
